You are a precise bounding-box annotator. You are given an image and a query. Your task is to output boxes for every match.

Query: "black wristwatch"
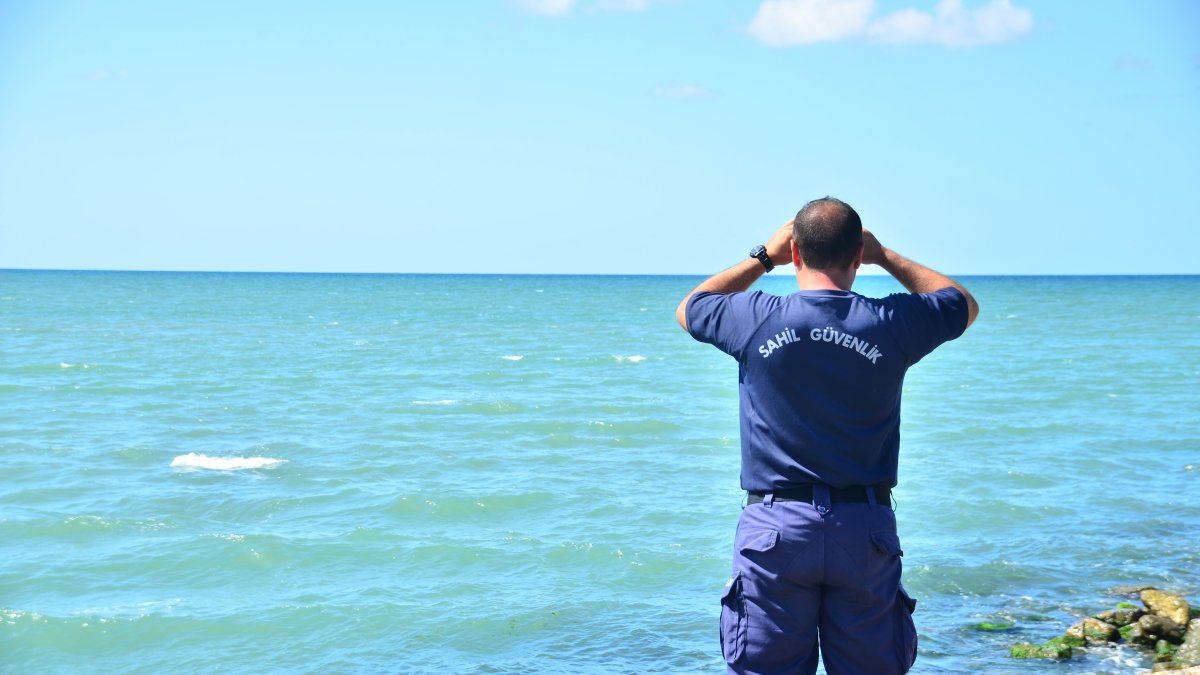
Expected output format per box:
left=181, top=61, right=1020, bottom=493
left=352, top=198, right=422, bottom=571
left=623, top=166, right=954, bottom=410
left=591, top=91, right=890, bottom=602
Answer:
left=750, top=244, right=774, bottom=272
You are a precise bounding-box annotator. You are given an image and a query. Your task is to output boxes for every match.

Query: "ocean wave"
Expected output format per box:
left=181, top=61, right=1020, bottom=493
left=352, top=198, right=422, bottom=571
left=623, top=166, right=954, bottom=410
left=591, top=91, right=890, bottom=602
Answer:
left=501, top=355, right=524, bottom=361
left=412, top=399, right=458, bottom=406
left=169, top=453, right=287, bottom=471
left=613, top=355, right=647, bottom=363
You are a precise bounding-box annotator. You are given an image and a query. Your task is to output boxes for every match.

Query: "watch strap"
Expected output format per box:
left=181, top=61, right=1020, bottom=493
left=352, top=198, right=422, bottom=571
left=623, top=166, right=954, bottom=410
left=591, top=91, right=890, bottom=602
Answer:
left=751, top=245, right=774, bottom=272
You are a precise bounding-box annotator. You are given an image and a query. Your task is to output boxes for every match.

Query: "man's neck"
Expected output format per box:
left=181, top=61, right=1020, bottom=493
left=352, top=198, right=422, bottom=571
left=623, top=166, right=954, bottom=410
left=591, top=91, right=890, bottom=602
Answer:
left=795, top=265, right=856, bottom=292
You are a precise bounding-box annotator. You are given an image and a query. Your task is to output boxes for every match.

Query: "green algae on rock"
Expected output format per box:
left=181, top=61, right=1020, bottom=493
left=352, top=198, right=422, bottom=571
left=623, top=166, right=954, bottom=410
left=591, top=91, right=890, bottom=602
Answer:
left=1013, top=588, right=1196, bottom=668
left=1011, top=637, right=1074, bottom=659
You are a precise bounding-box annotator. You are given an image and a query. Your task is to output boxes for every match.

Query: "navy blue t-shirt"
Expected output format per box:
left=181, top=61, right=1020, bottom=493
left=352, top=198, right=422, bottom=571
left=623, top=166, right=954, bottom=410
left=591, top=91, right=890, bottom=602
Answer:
left=686, top=286, right=968, bottom=491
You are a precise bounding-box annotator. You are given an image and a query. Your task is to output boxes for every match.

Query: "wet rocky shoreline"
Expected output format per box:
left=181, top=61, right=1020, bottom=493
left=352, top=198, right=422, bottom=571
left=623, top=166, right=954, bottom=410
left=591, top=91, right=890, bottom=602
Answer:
left=1009, top=587, right=1200, bottom=672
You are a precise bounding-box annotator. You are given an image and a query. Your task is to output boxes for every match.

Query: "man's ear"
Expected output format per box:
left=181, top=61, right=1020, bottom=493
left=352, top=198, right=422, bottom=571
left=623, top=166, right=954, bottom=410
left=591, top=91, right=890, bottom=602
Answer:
left=852, top=242, right=864, bottom=269
left=791, top=240, right=802, bottom=268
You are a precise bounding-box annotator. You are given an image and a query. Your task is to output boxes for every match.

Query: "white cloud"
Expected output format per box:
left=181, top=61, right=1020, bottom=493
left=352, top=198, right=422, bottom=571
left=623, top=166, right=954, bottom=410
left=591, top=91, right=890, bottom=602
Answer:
left=748, top=0, right=874, bottom=47
left=595, top=0, right=653, bottom=10
left=654, top=84, right=715, bottom=99
left=514, top=0, right=575, bottom=16
left=747, top=0, right=1032, bottom=48
left=867, top=0, right=1032, bottom=46
left=515, top=0, right=669, bottom=15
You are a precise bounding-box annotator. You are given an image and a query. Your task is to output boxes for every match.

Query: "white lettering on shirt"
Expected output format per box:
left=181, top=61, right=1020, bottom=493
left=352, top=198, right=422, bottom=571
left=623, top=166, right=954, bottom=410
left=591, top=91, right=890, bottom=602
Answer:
left=756, top=328, right=801, bottom=359
left=808, top=326, right=882, bottom=364
left=758, top=326, right=883, bottom=364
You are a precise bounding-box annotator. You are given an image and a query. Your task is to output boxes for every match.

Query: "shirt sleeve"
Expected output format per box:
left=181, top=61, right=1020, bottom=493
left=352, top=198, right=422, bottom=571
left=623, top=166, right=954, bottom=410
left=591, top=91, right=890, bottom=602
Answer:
left=686, top=290, right=779, bottom=360
left=884, top=286, right=970, bottom=365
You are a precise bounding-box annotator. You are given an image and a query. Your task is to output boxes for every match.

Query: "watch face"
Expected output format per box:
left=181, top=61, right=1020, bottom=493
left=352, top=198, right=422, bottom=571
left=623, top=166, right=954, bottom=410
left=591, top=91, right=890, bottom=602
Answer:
left=751, top=245, right=766, bottom=257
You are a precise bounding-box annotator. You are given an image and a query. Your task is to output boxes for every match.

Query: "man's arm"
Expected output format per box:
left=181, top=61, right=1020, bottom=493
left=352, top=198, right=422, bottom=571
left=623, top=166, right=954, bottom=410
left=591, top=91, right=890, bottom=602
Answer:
left=862, top=228, right=980, bottom=328
left=675, top=220, right=794, bottom=332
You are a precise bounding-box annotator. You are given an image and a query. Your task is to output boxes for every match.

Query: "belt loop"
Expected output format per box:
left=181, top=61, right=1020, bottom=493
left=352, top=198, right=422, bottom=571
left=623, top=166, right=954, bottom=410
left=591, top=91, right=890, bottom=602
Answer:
left=866, top=485, right=878, bottom=508
left=813, top=484, right=830, bottom=515
left=763, top=492, right=775, bottom=508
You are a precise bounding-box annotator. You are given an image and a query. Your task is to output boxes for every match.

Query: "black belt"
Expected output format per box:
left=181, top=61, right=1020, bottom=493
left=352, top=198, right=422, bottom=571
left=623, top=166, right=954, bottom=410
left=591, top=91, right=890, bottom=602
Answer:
left=747, top=485, right=891, bottom=505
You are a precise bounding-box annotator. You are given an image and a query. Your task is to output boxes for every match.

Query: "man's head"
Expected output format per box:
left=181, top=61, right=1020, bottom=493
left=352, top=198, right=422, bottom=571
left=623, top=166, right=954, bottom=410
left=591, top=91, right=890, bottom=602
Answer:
left=792, top=197, right=863, bottom=271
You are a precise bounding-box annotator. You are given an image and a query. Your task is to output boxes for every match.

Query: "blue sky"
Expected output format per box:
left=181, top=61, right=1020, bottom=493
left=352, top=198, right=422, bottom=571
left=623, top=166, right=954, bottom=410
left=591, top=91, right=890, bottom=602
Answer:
left=1, top=1, right=1197, bottom=275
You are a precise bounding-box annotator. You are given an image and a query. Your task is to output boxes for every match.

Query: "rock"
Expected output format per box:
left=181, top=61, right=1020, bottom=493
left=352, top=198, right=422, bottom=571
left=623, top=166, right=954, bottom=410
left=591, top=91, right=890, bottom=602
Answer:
left=1098, top=607, right=1147, bottom=626
left=1175, top=619, right=1200, bottom=666
left=1011, top=637, right=1073, bottom=659
left=1010, top=643, right=1044, bottom=659
left=1144, top=590, right=1192, bottom=626
left=1061, top=634, right=1087, bottom=648
left=1147, top=665, right=1200, bottom=673
left=1067, top=617, right=1120, bottom=644
left=1159, top=640, right=1182, bottom=662
left=1132, top=614, right=1187, bottom=646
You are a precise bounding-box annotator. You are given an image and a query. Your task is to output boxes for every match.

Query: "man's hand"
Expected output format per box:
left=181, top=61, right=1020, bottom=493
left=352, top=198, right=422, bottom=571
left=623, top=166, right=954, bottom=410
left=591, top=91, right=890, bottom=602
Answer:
left=865, top=227, right=980, bottom=328
left=676, top=216, right=796, bottom=331
left=766, top=218, right=795, bottom=266
left=861, top=228, right=885, bottom=266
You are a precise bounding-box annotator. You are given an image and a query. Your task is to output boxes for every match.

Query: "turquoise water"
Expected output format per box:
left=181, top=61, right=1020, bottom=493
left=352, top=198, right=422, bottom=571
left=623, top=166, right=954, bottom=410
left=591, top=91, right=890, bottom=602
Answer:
left=2, top=271, right=1197, bottom=674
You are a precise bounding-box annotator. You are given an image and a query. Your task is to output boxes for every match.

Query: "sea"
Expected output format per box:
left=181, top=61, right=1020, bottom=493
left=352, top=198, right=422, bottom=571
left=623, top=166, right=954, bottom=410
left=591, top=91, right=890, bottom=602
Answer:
left=2, top=270, right=1197, bottom=674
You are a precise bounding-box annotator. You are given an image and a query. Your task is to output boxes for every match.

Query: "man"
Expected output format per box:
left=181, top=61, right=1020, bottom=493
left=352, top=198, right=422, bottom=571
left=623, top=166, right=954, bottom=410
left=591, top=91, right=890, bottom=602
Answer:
left=676, top=197, right=978, bottom=675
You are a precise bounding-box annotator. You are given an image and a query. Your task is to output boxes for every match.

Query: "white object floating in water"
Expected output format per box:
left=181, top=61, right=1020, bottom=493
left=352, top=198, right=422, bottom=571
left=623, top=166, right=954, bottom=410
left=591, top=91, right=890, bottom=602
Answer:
left=170, top=453, right=287, bottom=471
left=501, top=355, right=524, bottom=361
left=615, top=355, right=647, bottom=363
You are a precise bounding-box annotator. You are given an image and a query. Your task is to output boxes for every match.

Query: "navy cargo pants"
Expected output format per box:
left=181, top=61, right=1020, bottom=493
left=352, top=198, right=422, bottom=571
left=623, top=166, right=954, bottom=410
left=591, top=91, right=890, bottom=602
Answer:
left=719, top=487, right=918, bottom=675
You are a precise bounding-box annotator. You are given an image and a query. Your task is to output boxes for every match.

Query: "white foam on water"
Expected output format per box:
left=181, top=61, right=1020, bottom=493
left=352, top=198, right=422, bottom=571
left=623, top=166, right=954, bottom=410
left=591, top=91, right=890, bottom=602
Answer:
left=614, top=355, right=647, bottom=363
left=412, top=399, right=457, bottom=406
left=170, top=453, right=287, bottom=471
left=501, top=355, right=524, bottom=361
left=65, top=515, right=114, bottom=528
left=72, top=598, right=184, bottom=619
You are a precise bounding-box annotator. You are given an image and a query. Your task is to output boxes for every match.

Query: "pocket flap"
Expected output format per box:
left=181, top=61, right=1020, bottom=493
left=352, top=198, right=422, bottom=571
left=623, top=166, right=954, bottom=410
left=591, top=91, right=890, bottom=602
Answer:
left=721, top=572, right=741, bottom=601
left=870, top=531, right=904, bottom=557
left=898, top=584, right=918, bottom=613
left=738, top=529, right=779, bottom=553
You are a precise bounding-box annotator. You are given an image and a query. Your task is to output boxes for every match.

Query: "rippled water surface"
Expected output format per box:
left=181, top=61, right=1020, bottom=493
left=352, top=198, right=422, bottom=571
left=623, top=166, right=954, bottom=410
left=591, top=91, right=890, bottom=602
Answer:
left=2, top=271, right=1197, bottom=673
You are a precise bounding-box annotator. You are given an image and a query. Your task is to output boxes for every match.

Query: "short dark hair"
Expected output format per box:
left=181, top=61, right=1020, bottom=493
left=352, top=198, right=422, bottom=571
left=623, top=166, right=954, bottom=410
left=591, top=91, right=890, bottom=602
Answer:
left=792, top=197, right=863, bottom=270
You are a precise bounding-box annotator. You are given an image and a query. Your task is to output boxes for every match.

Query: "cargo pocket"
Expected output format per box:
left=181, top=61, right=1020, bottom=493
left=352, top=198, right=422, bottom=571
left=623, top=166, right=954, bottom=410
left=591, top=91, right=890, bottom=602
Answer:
left=870, top=530, right=904, bottom=558
left=896, top=584, right=918, bottom=672
left=719, top=573, right=747, bottom=664
left=738, top=528, right=779, bottom=555
left=871, top=532, right=917, bottom=671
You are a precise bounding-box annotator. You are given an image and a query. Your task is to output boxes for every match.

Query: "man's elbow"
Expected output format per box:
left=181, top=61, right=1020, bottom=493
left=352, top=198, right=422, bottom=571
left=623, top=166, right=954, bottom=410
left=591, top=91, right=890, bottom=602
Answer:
left=964, top=293, right=980, bottom=329
left=675, top=301, right=690, bottom=332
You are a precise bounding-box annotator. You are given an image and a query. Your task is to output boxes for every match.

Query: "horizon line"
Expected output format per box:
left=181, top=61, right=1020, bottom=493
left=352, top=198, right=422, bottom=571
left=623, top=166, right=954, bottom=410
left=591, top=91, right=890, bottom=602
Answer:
left=2, top=267, right=1198, bottom=279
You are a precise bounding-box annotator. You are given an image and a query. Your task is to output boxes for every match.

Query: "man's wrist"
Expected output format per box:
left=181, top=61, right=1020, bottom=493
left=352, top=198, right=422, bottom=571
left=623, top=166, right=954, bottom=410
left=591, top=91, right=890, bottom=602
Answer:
left=877, top=247, right=904, bottom=273
left=750, top=244, right=774, bottom=272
